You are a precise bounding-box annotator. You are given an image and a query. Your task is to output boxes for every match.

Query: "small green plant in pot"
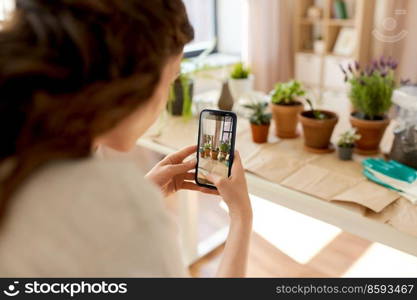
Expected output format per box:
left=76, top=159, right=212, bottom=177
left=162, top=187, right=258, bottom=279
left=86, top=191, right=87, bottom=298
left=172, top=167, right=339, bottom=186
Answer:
left=219, top=141, right=230, bottom=161
left=270, top=80, right=305, bottom=138
left=228, top=62, right=254, bottom=103
left=341, top=57, right=397, bottom=154
left=167, top=72, right=193, bottom=118
left=243, top=102, right=272, bottom=143
left=337, top=128, right=361, bottom=161
left=203, top=142, right=211, bottom=158
left=211, top=147, right=219, bottom=160
left=299, top=99, right=338, bottom=153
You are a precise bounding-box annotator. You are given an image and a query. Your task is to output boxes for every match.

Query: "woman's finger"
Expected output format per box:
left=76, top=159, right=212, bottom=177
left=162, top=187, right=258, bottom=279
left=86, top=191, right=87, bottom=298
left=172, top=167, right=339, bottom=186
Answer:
left=231, top=150, right=244, bottom=176
left=164, top=145, right=197, bottom=164
left=183, top=172, right=196, bottom=181
left=166, top=158, right=196, bottom=176
left=181, top=181, right=219, bottom=195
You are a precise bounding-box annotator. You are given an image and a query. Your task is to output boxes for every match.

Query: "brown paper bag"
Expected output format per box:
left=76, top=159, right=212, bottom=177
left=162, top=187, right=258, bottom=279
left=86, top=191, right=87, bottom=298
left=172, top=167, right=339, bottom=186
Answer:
left=281, top=164, right=362, bottom=200
left=332, top=181, right=400, bottom=213
left=386, top=198, right=417, bottom=237
left=244, top=139, right=319, bottom=184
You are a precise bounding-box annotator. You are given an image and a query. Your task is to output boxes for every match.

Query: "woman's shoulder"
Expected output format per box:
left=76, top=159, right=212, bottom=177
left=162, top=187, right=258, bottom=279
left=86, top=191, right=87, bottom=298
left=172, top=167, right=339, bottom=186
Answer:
left=12, top=157, right=164, bottom=217
left=0, top=158, right=186, bottom=277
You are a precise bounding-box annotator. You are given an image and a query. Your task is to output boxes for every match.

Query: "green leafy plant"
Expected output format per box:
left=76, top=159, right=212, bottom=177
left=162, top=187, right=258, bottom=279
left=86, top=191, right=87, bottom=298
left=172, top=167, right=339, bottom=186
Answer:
left=306, top=99, right=328, bottom=120
left=243, top=102, right=272, bottom=125
left=204, top=142, right=211, bottom=150
left=219, top=141, right=231, bottom=153
left=341, top=57, right=397, bottom=120
left=337, top=128, right=361, bottom=148
left=167, top=41, right=217, bottom=119
left=230, top=62, right=250, bottom=79
left=271, top=80, right=306, bottom=105
left=167, top=71, right=193, bottom=119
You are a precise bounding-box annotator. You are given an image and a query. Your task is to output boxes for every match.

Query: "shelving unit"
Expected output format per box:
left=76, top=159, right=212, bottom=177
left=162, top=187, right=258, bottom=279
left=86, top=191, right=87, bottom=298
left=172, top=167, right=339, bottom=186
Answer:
left=294, top=0, right=375, bottom=94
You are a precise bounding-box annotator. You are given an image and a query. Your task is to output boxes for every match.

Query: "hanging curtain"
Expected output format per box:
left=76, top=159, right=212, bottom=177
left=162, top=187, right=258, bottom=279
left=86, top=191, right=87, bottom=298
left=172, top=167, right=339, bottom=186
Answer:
left=372, top=0, right=417, bottom=82
left=247, top=0, right=294, bottom=93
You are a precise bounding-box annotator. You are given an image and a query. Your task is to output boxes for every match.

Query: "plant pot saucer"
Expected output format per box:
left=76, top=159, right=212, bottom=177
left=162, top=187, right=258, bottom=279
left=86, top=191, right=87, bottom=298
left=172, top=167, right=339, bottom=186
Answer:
left=354, top=148, right=380, bottom=156
left=304, top=143, right=335, bottom=154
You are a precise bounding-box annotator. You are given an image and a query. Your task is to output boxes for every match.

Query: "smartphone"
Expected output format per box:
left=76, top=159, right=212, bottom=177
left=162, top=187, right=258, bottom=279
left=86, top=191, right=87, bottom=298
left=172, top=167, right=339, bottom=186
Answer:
left=195, top=109, right=237, bottom=190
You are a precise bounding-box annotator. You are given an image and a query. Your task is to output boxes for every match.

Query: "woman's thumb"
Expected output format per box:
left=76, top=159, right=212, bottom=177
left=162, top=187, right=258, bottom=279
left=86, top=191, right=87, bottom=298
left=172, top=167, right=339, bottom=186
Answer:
left=168, top=158, right=196, bottom=175
left=205, top=173, right=223, bottom=186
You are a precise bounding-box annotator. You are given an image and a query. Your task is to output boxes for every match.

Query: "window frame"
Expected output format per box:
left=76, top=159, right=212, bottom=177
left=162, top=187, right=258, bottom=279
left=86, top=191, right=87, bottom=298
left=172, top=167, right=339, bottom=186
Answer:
left=184, top=0, right=218, bottom=58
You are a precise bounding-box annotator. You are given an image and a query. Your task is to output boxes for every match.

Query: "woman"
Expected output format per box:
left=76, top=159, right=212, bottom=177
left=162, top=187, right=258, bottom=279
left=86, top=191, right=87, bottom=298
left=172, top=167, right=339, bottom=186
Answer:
left=0, top=0, right=252, bottom=277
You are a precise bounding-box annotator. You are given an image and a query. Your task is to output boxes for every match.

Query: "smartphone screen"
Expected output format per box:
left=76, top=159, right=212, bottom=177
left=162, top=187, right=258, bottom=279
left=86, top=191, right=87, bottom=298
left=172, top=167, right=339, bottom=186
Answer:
left=195, top=109, right=237, bottom=189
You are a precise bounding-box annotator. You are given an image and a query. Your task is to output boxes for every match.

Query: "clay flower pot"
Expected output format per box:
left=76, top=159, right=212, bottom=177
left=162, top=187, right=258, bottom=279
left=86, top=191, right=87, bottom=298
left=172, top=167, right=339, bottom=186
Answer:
left=211, top=149, right=219, bottom=160
left=299, top=110, right=339, bottom=153
left=271, top=102, right=304, bottom=138
left=250, top=122, right=270, bottom=143
left=204, top=148, right=211, bottom=157
left=350, top=113, right=390, bottom=155
left=228, top=75, right=254, bottom=102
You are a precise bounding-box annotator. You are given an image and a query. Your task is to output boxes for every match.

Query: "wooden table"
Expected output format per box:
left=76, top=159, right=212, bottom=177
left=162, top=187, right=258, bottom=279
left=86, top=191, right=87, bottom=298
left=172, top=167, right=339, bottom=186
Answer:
left=137, top=93, right=417, bottom=265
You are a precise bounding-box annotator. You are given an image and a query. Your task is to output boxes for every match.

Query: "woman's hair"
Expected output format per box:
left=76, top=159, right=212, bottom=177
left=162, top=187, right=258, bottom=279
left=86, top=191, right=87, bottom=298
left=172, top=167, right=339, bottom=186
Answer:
left=0, top=0, right=193, bottom=216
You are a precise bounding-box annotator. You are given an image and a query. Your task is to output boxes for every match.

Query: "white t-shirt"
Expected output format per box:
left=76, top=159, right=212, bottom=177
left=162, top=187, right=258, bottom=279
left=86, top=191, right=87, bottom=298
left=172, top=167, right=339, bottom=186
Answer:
left=0, top=158, right=187, bottom=277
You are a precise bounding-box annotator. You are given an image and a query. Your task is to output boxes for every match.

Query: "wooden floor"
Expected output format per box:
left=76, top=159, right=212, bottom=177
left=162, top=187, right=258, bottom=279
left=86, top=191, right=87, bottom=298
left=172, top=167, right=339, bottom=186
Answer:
left=188, top=194, right=372, bottom=277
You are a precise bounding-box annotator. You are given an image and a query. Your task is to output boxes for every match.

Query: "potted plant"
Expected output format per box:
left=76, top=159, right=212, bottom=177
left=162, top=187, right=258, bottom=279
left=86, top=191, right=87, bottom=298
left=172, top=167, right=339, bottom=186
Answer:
left=167, top=43, right=216, bottom=119
left=219, top=141, right=230, bottom=161
left=211, top=147, right=219, bottom=160
left=341, top=57, right=397, bottom=154
left=270, top=80, right=306, bottom=138
left=228, top=62, right=254, bottom=103
left=203, top=142, right=211, bottom=158
left=313, top=35, right=325, bottom=54
left=200, top=146, right=205, bottom=158
left=244, top=102, right=272, bottom=143
left=299, top=99, right=339, bottom=153
left=167, top=72, right=193, bottom=118
left=337, top=128, right=361, bottom=161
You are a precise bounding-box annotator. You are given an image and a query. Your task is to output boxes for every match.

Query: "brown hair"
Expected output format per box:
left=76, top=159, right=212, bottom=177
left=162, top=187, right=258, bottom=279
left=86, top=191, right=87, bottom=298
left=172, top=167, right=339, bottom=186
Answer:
left=0, top=0, right=193, bottom=216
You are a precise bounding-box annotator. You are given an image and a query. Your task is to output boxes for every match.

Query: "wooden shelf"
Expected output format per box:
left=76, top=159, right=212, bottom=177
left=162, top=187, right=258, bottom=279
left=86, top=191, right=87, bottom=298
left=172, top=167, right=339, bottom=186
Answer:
left=327, top=19, right=355, bottom=26
left=294, top=0, right=376, bottom=93
left=299, top=18, right=323, bottom=25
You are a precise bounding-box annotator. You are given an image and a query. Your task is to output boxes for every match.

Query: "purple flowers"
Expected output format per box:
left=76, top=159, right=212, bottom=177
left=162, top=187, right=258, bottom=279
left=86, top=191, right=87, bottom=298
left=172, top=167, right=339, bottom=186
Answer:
left=340, top=56, right=398, bottom=83
left=355, top=61, right=360, bottom=71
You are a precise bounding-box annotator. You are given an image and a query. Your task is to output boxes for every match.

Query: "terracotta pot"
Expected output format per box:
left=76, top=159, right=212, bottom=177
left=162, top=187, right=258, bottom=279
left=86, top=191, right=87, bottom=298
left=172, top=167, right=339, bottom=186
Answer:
left=219, top=151, right=227, bottom=162
left=250, top=122, right=270, bottom=143
left=204, top=149, right=210, bottom=157
left=299, top=110, right=338, bottom=153
left=271, top=102, right=304, bottom=138
left=211, top=150, right=219, bottom=160
left=350, top=113, right=390, bottom=155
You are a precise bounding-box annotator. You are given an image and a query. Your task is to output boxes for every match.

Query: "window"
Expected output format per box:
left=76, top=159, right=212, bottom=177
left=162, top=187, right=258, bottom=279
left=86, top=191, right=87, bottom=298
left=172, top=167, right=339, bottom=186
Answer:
left=0, top=0, right=14, bottom=23
left=182, top=0, right=217, bottom=57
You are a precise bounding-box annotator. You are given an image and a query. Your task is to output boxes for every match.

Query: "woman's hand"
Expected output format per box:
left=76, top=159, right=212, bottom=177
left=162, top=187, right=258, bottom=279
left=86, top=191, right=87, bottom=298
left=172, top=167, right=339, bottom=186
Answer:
left=145, top=145, right=219, bottom=197
left=206, top=151, right=252, bottom=220
left=206, top=151, right=252, bottom=277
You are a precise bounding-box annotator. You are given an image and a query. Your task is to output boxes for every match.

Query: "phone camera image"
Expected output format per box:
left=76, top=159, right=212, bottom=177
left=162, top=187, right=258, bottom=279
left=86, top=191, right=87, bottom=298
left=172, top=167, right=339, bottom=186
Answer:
left=197, top=111, right=235, bottom=187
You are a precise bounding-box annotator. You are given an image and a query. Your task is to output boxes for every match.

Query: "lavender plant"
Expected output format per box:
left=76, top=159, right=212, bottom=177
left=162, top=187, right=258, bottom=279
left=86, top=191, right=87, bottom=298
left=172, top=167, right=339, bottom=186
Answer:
left=341, top=57, right=397, bottom=120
